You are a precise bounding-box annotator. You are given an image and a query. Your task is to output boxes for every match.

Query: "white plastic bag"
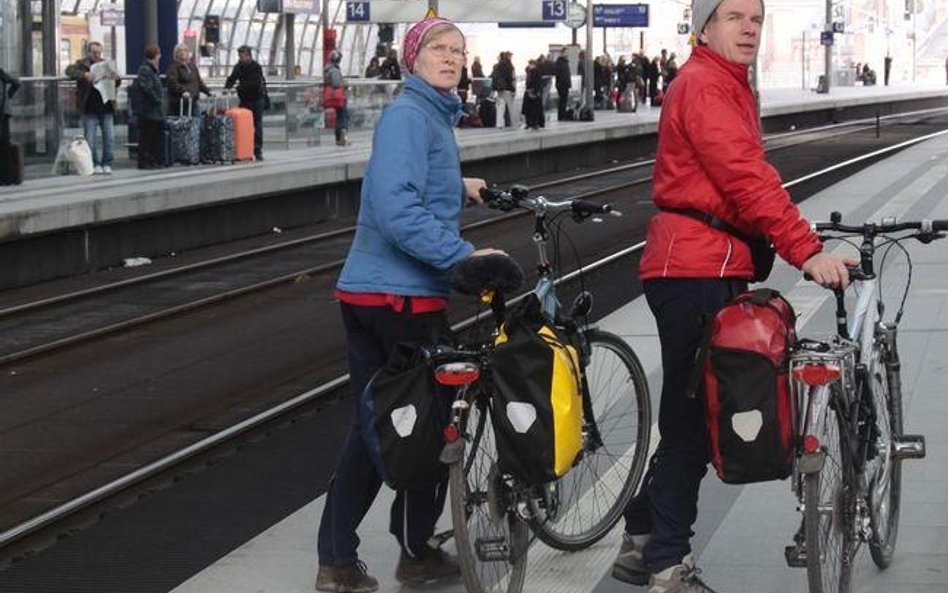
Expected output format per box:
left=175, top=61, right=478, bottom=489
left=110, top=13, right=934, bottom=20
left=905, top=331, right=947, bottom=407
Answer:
left=66, top=136, right=94, bottom=177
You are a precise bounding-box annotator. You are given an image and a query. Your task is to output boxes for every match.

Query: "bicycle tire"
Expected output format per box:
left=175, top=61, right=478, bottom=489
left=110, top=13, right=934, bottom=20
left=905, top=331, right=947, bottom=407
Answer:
left=868, top=346, right=903, bottom=569
left=449, top=395, right=529, bottom=593
left=805, top=390, right=855, bottom=593
left=528, top=328, right=651, bottom=551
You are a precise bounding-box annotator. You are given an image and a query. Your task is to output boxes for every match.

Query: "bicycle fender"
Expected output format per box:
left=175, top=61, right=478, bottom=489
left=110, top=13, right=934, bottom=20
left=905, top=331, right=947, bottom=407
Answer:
left=798, top=451, right=826, bottom=474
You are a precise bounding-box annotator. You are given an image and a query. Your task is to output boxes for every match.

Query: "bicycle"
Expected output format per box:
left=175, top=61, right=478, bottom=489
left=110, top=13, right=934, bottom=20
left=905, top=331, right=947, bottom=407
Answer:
left=783, top=212, right=947, bottom=593
left=430, top=185, right=652, bottom=593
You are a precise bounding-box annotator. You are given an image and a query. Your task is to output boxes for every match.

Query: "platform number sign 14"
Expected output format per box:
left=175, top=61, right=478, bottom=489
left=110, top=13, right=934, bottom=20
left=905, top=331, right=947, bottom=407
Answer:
left=542, top=0, right=568, bottom=21
left=346, top=1, right=369, bottom=22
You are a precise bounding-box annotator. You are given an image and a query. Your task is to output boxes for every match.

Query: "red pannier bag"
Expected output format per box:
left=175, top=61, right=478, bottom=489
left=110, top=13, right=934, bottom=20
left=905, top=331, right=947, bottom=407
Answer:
left=699, top=288, right=797, bottom=484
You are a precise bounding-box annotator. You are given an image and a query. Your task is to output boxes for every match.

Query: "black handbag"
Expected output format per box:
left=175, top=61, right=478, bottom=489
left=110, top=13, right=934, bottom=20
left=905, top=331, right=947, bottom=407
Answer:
left=661, top=207, right=775, bottom=282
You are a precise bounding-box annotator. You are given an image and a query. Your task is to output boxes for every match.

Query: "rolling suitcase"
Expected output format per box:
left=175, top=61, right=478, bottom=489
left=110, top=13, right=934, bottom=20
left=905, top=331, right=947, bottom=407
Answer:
left=168, top=97, right=200, bottom=165
left=478, top=98, right=497, bottom=128
left=224, top=91, right=254, bottom=162
left=201, top=96, right=235, bottom=164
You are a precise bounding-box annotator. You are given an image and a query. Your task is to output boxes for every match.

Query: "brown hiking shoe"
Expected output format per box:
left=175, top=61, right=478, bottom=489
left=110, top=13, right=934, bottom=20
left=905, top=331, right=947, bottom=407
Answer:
left=395, top=547, right=461, bottom=586
left=315, top=561, right=379, bottom=593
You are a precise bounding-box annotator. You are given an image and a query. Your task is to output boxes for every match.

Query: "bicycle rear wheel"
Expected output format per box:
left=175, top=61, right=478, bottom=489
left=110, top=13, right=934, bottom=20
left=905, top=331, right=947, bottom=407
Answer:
left=450, top=396, right=529, bottom=593
left=867, top=347, right=902, bottom=569
left=528, top=328, right=651, bottom=551
left=805, top=391, right=855, bottom=593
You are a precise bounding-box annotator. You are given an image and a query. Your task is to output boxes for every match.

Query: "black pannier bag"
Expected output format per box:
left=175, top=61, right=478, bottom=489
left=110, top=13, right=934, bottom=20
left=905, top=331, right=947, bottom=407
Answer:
left=489, top=295, right=583, bottom=485
left=699, top=289, right=797, bottom=484
left=359, top=343, right=448, bottom=490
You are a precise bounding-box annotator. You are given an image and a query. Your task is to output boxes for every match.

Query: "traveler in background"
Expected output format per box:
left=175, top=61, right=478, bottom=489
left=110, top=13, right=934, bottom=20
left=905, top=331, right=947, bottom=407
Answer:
left=363, top=55, right=380, bottom=78
left=457, top=63, right=471, bottom=103
left=522, top=59, right=545, bottom=129
left=379, top=48, right=402, bottom=80
left=664, top=52, right=679, bottom=89
left=490, top=51, right=517, bottom=128
left=470, top=55, right=485, bottom=78
left=315, top=16, right=504, bottom=593
left=135, top=44, right=165, bottom=169
left=65, top=41, right=121, bottom=174
left=0, top=68, right=19, bottom=144
left=884, top=54, right=893, bottom=86
left=612, top=1, right=855, bottom=592
left=166, top=44, right=211, bottom=117
left=225, top=45, right=267, bottom=160
left=554, top=51, right=572, bottom=121
left=324, top=50, right=350, bottom=146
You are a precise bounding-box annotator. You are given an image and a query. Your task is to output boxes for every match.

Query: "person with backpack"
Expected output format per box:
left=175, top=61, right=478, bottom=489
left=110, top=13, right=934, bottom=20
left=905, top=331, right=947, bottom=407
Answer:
left=610, top=1, right=855, bottom=592
left=314, top=16, right=504, bottom=593
left=324, top=50, right=350, bottom=146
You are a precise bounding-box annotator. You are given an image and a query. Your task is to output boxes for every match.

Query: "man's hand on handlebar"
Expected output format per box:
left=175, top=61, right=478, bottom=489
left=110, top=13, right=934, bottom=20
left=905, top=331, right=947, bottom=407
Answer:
left=802, top=252, right=859, bottom=290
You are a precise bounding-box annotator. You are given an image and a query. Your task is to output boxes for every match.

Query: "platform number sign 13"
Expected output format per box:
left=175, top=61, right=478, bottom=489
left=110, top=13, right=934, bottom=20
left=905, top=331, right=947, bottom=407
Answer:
left=346, top=1, right=369, bottom=22
left=542, top=0, right=568, bottom=21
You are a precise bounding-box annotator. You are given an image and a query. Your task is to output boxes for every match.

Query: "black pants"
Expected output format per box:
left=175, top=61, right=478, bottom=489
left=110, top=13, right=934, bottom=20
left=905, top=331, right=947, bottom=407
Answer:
left=623, top=278, right=746, bottom=573
left=556, top=88, right=569, bottom=120
left=317, top=302, right=452, bottom=566
left=137, top=118, right=163, bottom=168
left=240, top=97, right=265, bottom=155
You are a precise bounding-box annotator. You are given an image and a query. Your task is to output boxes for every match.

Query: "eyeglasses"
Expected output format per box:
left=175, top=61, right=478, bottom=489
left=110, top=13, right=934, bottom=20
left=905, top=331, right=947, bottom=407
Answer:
left=424, top=43, right=467, bottom=60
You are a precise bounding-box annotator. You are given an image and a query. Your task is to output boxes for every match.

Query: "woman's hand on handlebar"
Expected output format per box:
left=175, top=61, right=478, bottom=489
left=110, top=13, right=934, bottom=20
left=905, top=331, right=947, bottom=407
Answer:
left=802, top=252, right=859, bottom=290
left=463, top=177, right=488, bottom=205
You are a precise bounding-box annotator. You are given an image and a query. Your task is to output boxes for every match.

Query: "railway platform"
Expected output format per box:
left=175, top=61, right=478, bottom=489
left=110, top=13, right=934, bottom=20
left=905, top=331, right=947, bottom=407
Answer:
left=0, top=100, right=945, bottom=593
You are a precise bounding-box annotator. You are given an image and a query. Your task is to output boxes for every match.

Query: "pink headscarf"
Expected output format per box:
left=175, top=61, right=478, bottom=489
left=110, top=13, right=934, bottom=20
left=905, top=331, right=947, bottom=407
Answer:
left=402, top=17, right=463, bottom=74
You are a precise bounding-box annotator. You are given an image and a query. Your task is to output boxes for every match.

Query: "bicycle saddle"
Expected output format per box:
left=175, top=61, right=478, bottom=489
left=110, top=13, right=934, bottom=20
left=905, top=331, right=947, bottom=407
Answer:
left=451, top=253, right=524, bottom=296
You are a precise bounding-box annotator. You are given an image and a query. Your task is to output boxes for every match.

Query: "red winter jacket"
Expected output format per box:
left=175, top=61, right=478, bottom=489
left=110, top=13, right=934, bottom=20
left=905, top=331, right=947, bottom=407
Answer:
left=639, top=46, right=822, bottom=280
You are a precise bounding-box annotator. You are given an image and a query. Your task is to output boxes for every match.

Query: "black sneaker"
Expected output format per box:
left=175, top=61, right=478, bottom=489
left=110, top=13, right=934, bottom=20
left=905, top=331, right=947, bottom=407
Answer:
left=395, top=547, right=461, bottom=586
left=314, top=561, right=378, bottom=593
left=254, top=152, right=264, bottom=161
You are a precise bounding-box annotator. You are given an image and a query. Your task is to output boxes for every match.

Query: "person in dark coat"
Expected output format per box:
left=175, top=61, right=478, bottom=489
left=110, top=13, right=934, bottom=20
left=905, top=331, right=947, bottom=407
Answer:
left=166, top=44, right=211, bottom=116
left=65, top=41, right=121, bottom=174
left=364, top=56, right=381, bottom=78
left=490, top=52, right=517, bottom=128
left=225, top=45, right=267, bottom=160
left=135, top=44, right=165, bottom=169
left=379, top=48, right=402, bottom=80
left=457, top=64, right=471, bottom=103
left=0, top=68, right=20, bottom=144
left=522, top=60, right=545, bottom=129
left=647, top=57, right=661, bottom=105
left=554, top=52, right=572, bottom=121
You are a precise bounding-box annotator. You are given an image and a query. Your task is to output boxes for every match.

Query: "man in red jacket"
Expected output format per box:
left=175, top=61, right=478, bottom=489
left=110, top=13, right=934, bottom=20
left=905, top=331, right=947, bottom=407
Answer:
left=611, top=1, right=854, bottom=592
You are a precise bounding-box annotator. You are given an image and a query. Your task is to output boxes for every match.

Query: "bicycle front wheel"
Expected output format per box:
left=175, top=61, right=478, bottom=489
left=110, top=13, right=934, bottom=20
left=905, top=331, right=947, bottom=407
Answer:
left=804, top=391, right=855, bottom=593
left=449, top=396, right=529, bottom=593
left=529, top=328, right=651, bottom=551
left=867, top=347, right=902, bottom=569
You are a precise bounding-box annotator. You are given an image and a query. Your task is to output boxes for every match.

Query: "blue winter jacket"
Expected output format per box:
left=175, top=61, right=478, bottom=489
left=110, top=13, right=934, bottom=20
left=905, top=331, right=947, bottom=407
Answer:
left=337, top=75, right=473, bottom=297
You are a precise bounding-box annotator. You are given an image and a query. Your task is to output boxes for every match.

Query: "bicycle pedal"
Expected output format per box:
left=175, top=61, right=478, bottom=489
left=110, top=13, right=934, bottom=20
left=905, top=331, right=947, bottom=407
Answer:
left=893, top=434, right=926, bottom=460
left=784, top=545, right=807, bottom=568
left=475, top=536, right=512, bottom=562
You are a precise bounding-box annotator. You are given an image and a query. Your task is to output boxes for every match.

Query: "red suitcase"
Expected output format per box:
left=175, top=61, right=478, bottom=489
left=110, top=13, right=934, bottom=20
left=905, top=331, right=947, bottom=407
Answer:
left=224, top=92, right=254, bottom=161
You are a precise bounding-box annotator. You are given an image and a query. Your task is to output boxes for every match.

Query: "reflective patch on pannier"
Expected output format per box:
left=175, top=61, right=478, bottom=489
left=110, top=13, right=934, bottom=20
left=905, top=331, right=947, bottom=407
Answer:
left=506, top=402, right=537, bottom=434
left=390, top=404, right=418, bottom=438
left=731, top=410, right=763, bottom=442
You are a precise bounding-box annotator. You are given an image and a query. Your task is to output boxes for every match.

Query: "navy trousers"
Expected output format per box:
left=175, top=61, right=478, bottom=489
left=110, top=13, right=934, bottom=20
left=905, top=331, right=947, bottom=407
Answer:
left=623, top=278, right=746, bottom=572
left=317, top=302, right=451, bottom=567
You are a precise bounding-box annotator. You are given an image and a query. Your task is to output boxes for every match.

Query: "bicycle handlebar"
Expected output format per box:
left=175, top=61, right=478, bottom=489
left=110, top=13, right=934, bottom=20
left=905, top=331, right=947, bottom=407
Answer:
left=479, top=186, right=622, bottom=219
left=812, top=211, right=948, bottom=243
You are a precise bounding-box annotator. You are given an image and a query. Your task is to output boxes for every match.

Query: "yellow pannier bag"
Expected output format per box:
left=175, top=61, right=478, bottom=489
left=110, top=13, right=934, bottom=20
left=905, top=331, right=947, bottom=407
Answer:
left=490, top=294, right=583, bottom=484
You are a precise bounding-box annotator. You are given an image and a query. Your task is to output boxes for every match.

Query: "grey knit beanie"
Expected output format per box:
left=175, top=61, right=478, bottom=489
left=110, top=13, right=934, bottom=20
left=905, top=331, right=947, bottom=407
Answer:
left=693, top=0, right=764, bottom=35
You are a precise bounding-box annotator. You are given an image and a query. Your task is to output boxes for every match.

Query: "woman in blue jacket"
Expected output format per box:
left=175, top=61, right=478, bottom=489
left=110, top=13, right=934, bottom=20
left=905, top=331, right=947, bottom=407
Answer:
left=316, top=17, right=503, bottom=593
